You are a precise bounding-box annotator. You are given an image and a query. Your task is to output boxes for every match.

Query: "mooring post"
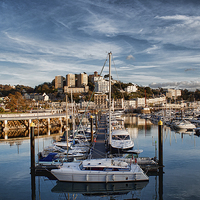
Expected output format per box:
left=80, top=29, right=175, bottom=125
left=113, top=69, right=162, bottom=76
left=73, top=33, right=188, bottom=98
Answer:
left=158, top=119, right=164, bottom=199
left=47, top=118, right=51, bottom=130
left=95, top=112, right=98, bottom=134
left=30, top=122, right=35, bottom=200
left=158, top=119, right=163, bottom=167
left=90, top=115, right=94, bottom=143
left=30, top=122, right=35, bottom=170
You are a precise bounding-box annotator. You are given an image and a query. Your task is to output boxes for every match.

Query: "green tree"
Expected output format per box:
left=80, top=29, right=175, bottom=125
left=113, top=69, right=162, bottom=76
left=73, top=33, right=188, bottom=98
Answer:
left=0, top=107, right=4, bottom=113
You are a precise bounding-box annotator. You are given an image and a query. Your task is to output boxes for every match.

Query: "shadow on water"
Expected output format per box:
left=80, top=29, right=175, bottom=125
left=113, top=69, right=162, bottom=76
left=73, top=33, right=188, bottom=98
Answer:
left=51, top=181, right=149, bottom=196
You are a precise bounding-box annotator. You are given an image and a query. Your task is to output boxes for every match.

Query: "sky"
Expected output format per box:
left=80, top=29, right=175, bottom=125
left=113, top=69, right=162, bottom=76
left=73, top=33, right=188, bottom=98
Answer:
left=1, top=0, right=200, bottom=91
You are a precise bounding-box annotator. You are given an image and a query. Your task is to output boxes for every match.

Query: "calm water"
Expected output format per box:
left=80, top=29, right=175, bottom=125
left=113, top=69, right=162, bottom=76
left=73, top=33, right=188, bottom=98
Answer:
left=1, top=117, right=200, bottom=200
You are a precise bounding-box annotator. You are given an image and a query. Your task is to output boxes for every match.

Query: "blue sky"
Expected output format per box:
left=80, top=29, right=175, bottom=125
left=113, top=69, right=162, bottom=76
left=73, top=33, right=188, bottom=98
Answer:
left=1, top=0, right=200, bottom=91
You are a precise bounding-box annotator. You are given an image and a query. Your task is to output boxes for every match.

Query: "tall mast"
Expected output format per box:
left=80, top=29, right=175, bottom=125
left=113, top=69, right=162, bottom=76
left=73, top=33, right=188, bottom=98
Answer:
left=109, top=52, right=112, bottom=146
left=66, top=95, right=68, bottom=153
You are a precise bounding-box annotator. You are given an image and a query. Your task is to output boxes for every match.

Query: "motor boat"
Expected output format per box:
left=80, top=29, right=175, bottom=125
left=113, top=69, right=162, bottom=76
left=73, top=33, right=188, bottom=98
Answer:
left=110, top=129, right=134, bottom=153
left=51, top=157, right=149, bottom=182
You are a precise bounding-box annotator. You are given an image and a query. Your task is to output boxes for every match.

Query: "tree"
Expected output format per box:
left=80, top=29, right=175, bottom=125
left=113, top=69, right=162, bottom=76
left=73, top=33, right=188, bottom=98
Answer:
left=0, top=107, right=4, bottom=113
left=6, top=92, right=26, bottom=112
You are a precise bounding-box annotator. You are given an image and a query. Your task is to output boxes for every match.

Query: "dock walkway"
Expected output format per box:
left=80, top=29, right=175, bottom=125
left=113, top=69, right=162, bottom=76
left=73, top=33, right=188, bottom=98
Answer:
left=91, top=114, right=107, bottom=159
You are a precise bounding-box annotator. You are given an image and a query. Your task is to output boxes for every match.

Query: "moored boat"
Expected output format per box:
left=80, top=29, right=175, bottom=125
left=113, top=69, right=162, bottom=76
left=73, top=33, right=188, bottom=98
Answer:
left=51, top=158, right=149, bottom=182
left=110, top=129, right=134, bottom=153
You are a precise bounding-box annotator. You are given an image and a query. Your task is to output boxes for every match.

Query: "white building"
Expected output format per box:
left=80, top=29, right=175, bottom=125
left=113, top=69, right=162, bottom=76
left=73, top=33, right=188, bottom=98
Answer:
left=55, top=75, right=63, bottom=91
left=66, top=74, right=75, bottom=87
left=77, top=73, right=88, bottom=87
left=93, top=76, right=104, bottom=83
left=165, top=89, right=181, bottom=99
left=125, top=85, right=137, bottom=93
left=95, top=79, right=109, bottom=93
left=43, top=93, right=49, bottom=101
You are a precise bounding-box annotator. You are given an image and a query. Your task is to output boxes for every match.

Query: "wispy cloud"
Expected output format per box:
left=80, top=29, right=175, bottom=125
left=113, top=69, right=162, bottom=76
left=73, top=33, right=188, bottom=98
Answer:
left=0, top=0, right=200, bottom=90
left=149, top=81, right=200, bottom=91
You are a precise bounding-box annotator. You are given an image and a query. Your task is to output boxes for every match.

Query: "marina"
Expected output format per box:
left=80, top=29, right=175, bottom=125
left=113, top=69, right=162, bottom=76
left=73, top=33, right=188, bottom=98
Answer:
left=1, top=112, right=200, bottom=199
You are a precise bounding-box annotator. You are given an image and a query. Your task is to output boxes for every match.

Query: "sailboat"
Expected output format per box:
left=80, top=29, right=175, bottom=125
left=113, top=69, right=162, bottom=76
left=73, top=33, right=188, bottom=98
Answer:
left=50, top=52, right=148, bottom=183
left=106, top=53, right=134, bottom=154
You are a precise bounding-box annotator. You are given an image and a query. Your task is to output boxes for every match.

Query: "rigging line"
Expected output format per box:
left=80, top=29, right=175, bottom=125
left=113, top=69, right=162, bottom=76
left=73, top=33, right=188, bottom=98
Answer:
left=67, top=54, right=109, bottom=153
left=91, top=151, right=106, bottom=158
left=111, top=54, right=125, bottom=100
left=93, top=149, right=106, bottom=156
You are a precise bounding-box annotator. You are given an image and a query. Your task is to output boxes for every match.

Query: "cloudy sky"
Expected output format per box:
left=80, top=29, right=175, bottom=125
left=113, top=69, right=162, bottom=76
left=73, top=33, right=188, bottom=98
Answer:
left=1, top=0, right=200, bottom=90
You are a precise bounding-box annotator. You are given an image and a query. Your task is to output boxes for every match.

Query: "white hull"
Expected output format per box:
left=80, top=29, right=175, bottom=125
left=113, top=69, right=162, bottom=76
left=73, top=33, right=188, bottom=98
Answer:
left=110, top=129, right=134, bottom=153
left=173, top=120, right=196, bottom=130
left=51, top=160, right=149, bottom=183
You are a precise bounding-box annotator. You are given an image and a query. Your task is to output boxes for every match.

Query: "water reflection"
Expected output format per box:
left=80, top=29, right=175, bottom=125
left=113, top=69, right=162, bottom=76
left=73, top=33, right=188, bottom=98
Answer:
left=0, top=126, right=63, bottom=139
left=124, top=115, right=153, bottom=139
left=51, top=181, right=149, bottom=196
left=173, top=128, right=194, bottom=136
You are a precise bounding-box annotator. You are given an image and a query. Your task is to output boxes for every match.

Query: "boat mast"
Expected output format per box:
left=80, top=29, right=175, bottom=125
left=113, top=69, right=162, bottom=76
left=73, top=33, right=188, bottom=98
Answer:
left=109, top=52, right=112, bottom=146
left=66, top=95, right=69, bottom=154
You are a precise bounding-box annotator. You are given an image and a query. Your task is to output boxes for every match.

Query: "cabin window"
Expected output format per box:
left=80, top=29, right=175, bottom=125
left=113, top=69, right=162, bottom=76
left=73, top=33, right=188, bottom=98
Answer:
left=118, top=168, right=130, bottom=171
left=104, top=168, right=113, bottom=171
left=112, top=135, right=130, bottom=140
left=84, top=167, right=104, bottom=171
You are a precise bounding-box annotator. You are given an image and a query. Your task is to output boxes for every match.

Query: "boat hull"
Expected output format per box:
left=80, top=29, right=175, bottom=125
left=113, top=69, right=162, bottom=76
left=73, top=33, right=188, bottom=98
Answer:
left=110, top=146, right=134, bottom=154
left=51, top=163, right=149, bottom=183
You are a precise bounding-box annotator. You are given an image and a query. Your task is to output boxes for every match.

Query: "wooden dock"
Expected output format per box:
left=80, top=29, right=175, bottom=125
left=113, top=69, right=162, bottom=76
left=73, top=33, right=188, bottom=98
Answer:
left=91, top=114, right=107, bottom=159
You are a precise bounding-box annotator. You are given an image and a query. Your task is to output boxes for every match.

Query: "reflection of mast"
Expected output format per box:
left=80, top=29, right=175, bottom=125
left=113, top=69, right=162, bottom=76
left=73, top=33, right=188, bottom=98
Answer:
left=145, top=119, right=147, bottom=137
left=159, top=167, right=163, bottom=200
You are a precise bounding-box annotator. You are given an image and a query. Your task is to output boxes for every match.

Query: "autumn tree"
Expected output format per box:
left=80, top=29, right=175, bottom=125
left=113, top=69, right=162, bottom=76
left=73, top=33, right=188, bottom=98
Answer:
left=6, top=92, right=27, bottom=112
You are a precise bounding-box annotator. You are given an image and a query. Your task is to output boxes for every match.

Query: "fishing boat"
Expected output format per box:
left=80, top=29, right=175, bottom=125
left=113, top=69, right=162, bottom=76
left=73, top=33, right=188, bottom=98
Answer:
left=51, top=157, right=149, bottom=182
left=110, top=129, right=134, bottom=153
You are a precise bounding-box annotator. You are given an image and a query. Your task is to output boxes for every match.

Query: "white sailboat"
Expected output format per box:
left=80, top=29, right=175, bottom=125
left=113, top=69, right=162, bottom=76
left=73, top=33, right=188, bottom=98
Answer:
left=106, top=53, right=134, bottom=153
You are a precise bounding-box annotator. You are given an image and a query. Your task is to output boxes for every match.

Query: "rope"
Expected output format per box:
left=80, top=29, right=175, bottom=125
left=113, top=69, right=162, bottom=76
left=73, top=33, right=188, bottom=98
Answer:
left=112, top=54, right=125, bottom=100
left=66, top=54, right=109, bottom=156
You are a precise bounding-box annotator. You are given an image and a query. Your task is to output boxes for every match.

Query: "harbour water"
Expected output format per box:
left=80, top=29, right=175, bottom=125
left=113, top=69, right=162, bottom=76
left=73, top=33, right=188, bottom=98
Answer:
left=1, top=116, right=200, bottom=200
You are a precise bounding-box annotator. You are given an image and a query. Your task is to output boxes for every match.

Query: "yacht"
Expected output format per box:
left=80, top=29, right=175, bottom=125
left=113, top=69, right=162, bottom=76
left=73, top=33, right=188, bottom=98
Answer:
left=51, top=158, right=149, bottom=182
left=110, top=129, right=134, bottom=153
left=172, top=120, right=196, bottom=130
